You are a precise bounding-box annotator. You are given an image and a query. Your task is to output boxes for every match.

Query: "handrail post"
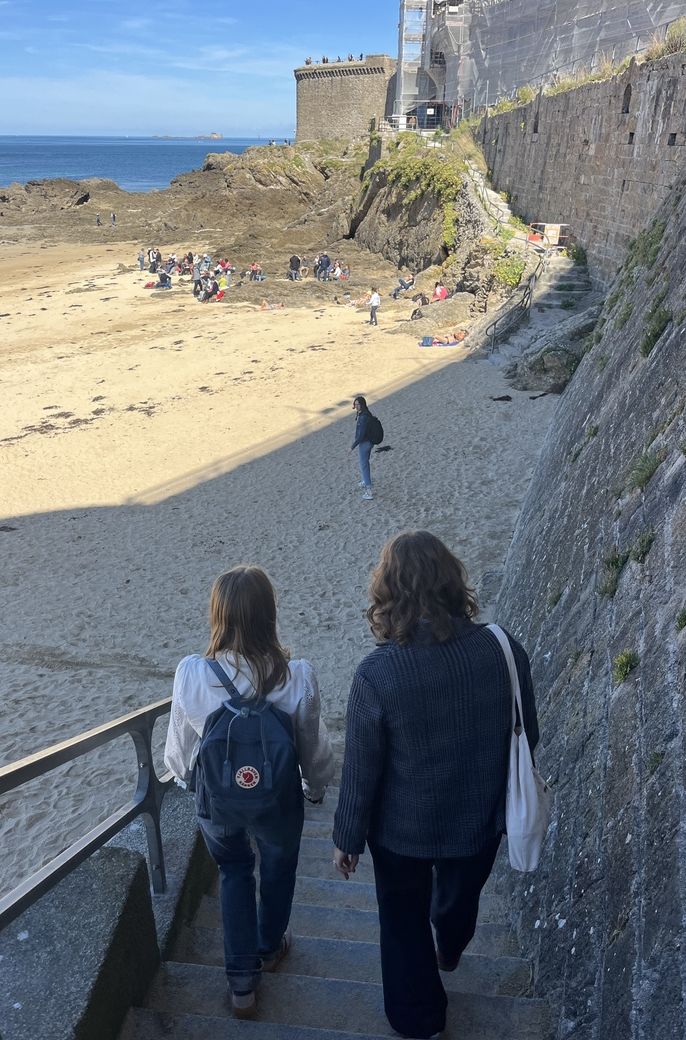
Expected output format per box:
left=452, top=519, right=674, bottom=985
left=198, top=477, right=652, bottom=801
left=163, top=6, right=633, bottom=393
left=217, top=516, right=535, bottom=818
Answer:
left=130, top=723, right=167, bottom=894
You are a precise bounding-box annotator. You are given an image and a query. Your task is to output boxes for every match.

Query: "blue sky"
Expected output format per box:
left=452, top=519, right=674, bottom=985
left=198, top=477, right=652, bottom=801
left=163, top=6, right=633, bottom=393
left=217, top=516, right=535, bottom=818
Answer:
left=0, top=1, right=399, bottom=136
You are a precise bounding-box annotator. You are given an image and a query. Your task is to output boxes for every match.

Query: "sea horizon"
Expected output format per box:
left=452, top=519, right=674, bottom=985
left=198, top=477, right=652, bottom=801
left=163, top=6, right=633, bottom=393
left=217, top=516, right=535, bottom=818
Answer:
left=0, top=135, right=289, bottom=193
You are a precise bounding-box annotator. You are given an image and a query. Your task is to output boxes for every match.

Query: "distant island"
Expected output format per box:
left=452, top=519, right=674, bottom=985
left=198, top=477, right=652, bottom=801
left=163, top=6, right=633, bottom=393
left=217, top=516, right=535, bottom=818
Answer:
left=152, top=133, right=224, bottom=141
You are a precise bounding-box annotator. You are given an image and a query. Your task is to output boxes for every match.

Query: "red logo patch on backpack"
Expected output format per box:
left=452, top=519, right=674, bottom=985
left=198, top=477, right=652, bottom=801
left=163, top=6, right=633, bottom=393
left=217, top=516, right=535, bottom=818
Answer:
left=235, top=766, right=260, bottom=789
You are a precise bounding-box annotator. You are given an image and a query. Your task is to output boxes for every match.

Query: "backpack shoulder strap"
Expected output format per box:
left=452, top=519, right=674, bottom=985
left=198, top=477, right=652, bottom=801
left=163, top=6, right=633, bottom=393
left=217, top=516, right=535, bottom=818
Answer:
left=205, top=657, right=243, bottom=709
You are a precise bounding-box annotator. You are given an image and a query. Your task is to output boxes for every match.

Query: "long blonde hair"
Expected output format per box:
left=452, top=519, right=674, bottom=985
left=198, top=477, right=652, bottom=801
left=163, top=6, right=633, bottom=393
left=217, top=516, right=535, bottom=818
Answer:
left=206, top=566, right=290, bottom=696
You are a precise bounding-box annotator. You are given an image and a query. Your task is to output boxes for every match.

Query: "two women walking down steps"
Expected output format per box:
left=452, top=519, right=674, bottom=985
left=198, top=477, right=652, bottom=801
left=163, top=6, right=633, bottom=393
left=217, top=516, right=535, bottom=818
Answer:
left=164, top=567, right=334, bottom=1020
left=333, top=531, right=539, bottom=1040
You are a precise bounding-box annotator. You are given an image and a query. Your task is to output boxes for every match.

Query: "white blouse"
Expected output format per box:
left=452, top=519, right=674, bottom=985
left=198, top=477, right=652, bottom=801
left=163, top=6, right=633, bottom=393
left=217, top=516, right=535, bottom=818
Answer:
left=163, top=652, right=335, bottom=802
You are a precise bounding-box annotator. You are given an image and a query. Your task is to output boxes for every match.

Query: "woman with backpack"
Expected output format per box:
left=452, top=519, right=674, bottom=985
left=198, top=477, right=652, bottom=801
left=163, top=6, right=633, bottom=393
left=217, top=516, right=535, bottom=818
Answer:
left=332, top=531, right=539, bottom=1039
left=351, top=395, right=382, bottom=502
left=164, top=567, right=334, bottom=1019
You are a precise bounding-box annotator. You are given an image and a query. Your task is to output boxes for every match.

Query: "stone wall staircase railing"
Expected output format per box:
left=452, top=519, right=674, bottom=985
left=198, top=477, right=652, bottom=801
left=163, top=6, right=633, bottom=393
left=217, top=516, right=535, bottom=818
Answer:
left=118, top=788, right=553, bottom=1040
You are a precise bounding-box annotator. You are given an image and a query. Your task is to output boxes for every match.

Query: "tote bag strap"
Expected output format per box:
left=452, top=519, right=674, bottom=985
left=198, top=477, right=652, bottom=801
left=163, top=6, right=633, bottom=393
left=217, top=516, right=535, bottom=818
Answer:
left=486, top=623, right=525, bottom=736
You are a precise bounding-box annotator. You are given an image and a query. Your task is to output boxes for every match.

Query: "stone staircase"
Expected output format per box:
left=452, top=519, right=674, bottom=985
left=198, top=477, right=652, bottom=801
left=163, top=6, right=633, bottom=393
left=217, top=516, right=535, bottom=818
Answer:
left=119, top=789, right=552, bottom=1040
left=535, top=254, right=594, bottom=309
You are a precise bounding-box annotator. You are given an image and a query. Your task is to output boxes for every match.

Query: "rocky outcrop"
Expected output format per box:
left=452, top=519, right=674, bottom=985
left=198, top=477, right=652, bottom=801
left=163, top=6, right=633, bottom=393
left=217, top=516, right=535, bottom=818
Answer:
left=0, top=145, right=363, bottom=262
left=349, top=168, right=486, bottom=271
left=505, top=305, right=602, bottom=392
left=495, top=172, right=686, bottom=1038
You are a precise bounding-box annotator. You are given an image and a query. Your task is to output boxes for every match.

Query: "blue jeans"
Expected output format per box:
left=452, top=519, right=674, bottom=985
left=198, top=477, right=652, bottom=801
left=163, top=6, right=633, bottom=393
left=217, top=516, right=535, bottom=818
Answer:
left=358, top=440, right=373, bottom=488
left=198, top=813, right=303, bottom=993
left=370, top=306, right=378, bottom=325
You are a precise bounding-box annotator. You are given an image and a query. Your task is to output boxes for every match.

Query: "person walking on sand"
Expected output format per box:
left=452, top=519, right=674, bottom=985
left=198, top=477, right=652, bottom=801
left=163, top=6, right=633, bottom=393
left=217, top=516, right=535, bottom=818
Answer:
left=369, top=287, right=381, bottom=326
left=137, top=249, right=145, bottom=271
left=351, top=395, right=381, bottom=502
left=165, top=566, right=334, bottom=1021
left=332, top=530, right=540, bottom=1040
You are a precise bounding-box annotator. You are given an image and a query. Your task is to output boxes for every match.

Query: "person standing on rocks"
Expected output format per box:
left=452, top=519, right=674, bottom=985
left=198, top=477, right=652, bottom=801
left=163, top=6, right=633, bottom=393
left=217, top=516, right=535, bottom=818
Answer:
left=95, top=213, right=102, bottom=227
left=369, top=287, right=381, bottom=326
left=137, top=249, right=145, bottom=271
left=332, top=530, right=540, bottom=1040
left=164, top=566, right=334, bottom=1020
left=111, top=212, right=116, bottom=228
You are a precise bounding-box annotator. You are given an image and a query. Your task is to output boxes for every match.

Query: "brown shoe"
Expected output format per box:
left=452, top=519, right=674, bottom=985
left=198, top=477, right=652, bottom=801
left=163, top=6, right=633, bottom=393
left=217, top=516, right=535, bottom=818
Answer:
left=231, top=990, right=257, bottom=1020
left=262, top=927, right=292, bottom=972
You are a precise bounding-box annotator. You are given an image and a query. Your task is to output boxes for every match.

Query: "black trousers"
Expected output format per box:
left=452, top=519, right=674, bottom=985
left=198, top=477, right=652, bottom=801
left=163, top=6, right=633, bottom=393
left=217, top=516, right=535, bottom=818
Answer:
left=369, top=836, right=501, bottom=1039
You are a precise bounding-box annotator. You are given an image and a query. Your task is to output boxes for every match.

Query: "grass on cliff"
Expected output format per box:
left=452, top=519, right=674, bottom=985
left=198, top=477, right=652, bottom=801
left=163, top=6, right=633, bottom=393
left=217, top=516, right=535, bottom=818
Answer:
left=367, top=135, right=465, bottom=249
left=612, top=649, right=640, bottom=684
left=599, top=547, right=629, bottom=597
left=645, top=17, right=686, bottom=61
left=626, top=447, right=668, bottom=492
left=543, top=55, right=632, bottom=97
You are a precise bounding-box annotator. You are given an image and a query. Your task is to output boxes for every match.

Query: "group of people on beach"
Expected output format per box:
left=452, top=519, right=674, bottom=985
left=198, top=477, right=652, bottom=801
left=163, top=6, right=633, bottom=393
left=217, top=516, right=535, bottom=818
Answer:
left=164, top=529, right=539, bottom=1038
left=288, top=253, right=350, bottom=281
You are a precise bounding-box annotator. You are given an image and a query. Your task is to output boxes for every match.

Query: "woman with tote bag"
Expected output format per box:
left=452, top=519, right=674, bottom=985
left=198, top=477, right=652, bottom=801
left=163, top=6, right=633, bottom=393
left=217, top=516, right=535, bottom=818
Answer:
left=333, top=531, right=541, bottom=1040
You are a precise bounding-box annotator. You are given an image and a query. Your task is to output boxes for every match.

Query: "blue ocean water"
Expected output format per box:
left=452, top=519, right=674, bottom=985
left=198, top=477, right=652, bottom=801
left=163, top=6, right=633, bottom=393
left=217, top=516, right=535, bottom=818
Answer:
left=0, top=136, right=272, bottom=192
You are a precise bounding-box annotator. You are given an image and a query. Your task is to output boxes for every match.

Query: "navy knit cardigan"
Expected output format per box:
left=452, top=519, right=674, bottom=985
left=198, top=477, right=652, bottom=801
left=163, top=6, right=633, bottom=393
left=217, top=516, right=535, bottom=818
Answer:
left=332, top=620, right=539, bottom=859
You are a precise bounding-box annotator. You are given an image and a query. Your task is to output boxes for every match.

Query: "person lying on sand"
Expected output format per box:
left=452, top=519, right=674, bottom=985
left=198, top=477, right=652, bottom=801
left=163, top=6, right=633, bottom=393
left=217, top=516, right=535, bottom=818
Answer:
left=260, top=299, right=285, bottom=311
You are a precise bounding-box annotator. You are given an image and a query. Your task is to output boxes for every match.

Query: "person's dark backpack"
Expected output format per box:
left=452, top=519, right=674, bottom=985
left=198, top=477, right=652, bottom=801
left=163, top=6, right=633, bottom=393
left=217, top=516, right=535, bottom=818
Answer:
left=194, top=660, right=302, bottom=839
left=367, top=413, right=384, bottom=445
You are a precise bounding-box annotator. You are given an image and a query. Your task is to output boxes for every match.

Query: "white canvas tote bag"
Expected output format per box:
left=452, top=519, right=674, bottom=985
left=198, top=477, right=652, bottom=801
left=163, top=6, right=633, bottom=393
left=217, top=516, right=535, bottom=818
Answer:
left=487, top=624, right=552, bottom=871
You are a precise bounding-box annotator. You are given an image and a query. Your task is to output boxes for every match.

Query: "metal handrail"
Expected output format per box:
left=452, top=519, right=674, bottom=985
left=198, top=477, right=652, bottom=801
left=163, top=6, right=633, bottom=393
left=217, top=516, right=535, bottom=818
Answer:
left=485, top=249, right=547, bottom=352
left=0, top=698, right=173, bottom=931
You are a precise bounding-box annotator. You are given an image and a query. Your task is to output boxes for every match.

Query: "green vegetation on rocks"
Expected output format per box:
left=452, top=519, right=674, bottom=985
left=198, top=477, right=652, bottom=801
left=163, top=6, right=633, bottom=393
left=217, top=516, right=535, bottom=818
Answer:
left=626, top=221, right=665, bottom=271
left=645, top=17, right=686, bottom=61
left=494, top=254, right=526, bottom=288
left=626, top=447, right=668, bottom=491
left=612, top=649, right=640, bottom=683
left=599, top=547, right=630, bottom=596
left=367, top=136, right=465, bottom=252
left=640, top=304, right=671, bottom=356
left=677, top=608, right=686, bottom=632
left=630, top=530, right=655, bottom=563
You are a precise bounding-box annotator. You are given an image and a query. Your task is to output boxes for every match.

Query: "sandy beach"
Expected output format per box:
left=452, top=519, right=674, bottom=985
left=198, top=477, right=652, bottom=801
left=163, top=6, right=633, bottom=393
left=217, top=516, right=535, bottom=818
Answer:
left=0, top=241, right=557, bottom=895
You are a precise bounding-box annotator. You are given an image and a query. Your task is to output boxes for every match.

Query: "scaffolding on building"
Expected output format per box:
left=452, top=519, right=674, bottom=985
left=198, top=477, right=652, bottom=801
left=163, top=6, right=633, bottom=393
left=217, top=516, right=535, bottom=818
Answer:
left=395, top=0, right=430, bottom=119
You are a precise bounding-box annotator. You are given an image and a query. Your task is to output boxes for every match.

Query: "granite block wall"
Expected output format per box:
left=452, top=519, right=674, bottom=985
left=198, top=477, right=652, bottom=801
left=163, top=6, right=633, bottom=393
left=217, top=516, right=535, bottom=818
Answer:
left=295, top=56, right=396, bottom=142
left=480, top=52, right=686, bottom=284
left=494, top=151, right=686, bottom=1040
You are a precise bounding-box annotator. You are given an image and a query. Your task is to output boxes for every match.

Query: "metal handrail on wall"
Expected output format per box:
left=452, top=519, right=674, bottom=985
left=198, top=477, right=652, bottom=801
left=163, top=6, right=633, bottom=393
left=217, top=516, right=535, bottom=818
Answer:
left=462, top=160, right=551, bottom=351
left=0, top=699, right=173, bottom=931
left=484, top=256, right=545, bottom=352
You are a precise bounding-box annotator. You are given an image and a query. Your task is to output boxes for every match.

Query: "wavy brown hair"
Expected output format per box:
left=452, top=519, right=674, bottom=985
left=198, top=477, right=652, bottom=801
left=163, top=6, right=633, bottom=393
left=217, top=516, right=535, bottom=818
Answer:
left=206, top=566, right=290, bottom=696
left=367, top=530, right=479, bottom=645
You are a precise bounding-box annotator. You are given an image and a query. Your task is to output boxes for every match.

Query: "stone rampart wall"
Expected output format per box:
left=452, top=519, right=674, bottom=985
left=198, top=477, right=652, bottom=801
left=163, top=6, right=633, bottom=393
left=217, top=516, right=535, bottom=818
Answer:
left=295, top=56, right=396, bottom=141
left=479, top=53, right=686, bottom=284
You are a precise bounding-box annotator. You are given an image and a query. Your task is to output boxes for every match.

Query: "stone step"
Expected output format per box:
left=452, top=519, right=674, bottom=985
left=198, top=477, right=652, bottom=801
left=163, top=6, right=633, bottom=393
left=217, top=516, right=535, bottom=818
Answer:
left=192, top=898, right=517, bottom=955
left=546, top=286, right=592, bottom=294
left=173, top=930, right=531, bottom=997
left=144, top=962, right=552, bottom=1039
left=208, top=874, right=502, bottom=919
left=121, top=1008, right=388, bottom=1040
left=302, top=818, right=337, bottom=839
